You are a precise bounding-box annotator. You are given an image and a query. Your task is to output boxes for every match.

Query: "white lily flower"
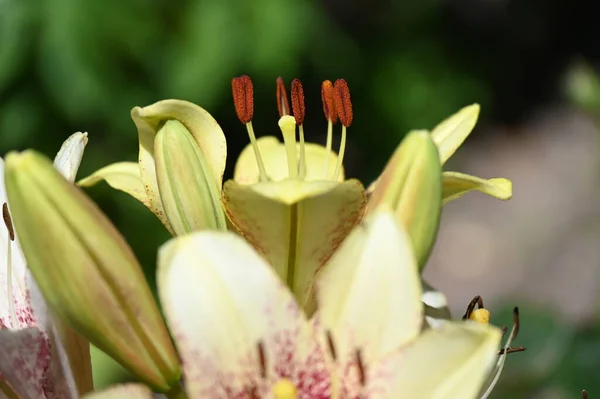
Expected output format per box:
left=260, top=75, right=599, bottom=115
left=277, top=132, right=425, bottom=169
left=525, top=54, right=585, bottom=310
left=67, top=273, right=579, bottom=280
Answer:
left=88, top=209, right=499, bottom=399
left=0, top=132, right=93, bottom=399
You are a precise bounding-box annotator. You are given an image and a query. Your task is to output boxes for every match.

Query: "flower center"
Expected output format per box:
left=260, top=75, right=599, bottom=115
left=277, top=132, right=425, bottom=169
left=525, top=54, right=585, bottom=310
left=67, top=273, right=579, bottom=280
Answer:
left=231, top=75, right=353, bottom=182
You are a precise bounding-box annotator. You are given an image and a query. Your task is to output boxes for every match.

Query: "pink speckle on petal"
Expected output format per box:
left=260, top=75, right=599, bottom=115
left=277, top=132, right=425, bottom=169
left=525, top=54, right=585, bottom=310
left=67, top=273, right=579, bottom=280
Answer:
left=0, top=328, right=52, bottom=398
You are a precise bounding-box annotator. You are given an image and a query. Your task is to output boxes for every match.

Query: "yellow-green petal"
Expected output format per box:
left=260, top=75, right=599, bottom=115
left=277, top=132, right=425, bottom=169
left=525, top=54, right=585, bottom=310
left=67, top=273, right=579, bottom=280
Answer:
left=431, top=104, right=480, bottom=165
left=78, top=162, right=151, bottom=210
left=83, top=384, right=153, bottom=399
left=234, top=136, right=344, bottom=184
left=378, top=322, right=502, bottom=399
left=222, top=179, right=365, bottom=315
left=442, top=171, right=512, bottom=204
left=366, top=130, right=442, bottom=268
left=318, top=209, right=423, bottom=365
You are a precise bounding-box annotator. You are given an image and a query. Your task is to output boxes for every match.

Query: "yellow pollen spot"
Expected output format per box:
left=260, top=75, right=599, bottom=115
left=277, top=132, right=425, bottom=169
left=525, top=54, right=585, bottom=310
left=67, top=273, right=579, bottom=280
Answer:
left=272, top=379, right=297, bottom=399
left=469, top=308, right=491, bottom=324
left=278, top=115, right=298, bottom=179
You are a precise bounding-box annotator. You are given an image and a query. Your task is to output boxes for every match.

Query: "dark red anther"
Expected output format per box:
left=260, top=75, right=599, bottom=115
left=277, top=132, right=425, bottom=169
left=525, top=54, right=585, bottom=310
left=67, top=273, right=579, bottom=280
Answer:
left=232, top=75, right=254, bottom=124
left=291, top=78, right=306, bottom=125
left=355, top=349, right=366, bottom=386
left=512, top=307, right=520, bottom=339
left=257, top=341, right=267, bottom=379
left=321, top=80, right=338, bottom=124
left=333, top=79, right=353, bottom=127
left=276, top=77, right=290, bottom=117
left=325, top=330, right=337, bottom=361
left=3, top=203, right=14, bottom=241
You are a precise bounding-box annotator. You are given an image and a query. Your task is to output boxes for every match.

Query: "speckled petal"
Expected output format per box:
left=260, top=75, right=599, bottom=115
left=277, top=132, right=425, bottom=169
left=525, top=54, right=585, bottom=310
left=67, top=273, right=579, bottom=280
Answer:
left=82, top=383, right=153, bottom=399
left=0, top=327, right=51, bottom=399
left=158, top=232, right=327, bottom=399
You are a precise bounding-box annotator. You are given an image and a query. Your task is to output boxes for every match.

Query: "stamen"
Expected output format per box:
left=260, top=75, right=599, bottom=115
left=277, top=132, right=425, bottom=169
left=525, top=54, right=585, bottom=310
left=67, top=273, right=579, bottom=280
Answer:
left=278, top=116, right=298, bottom=179
left=332, top=79, right=352, bottom=180
left=3, top=203, right=17, bottom=328
left=333, top=79, right=353, bottom=128
left=291, top=79, right=307, bottom=179
left=325, top=330, right=337, bottom=361
left=276, top=77, right=290, bottom=117
left=232, top=75, right=254, bottom=124
left=291, top=79, right=306, bottom=125
left=355, top=349, right=366, bottom=387
left=257, top=341, right=267, bottom=379
left=511, top=306, right=520, bottom=339
left=498, top=346, right=526, bottom=355
left=497, top=307, right=524, bottom=356
left=2, top=203, right=14, bottom=241
left=321, top=80, right=337, bottom=179
left=582, top=390, right=588, bottom=399
left=321, top=80, right=338, bottom=124
left=461, top=295, right=484, bottom=320
left=232, top=76, right=268, bottom=182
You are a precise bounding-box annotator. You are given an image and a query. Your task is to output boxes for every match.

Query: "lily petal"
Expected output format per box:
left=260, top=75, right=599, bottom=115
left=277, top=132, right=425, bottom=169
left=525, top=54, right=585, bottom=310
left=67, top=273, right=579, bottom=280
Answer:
left=375, top=322, right=502, bottom=399
left=77, top=162, right=151, bottom=210
left=430, top=104, right=480, bottom=165
left=317, top=210, right=423, bottom=366
left=0, top=328, right=51, bottom=399
left=82, top=384, right=153, bottom=399
left=442, top=172, right=512, bottom=204
left=233, top=137, right=344, bottom=184
left=421, top=280, right=452, bottom=330
left=27, top=278, right=94, bottom=396
left=158, top=232, right=320, bottom=399
left=222, top=179, right=365, bottom=314
left=53, top=132, right=88, bottom=182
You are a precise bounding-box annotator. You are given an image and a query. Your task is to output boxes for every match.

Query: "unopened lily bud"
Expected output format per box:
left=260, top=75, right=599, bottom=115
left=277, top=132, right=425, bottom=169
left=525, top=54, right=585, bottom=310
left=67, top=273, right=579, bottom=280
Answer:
left=366, top=130, right=442, bottom=268
left=154, top=120, right=227, bottom=234
left=131, top=100, right=228, bottom=236
left=4, top=151, right=181, bottom=392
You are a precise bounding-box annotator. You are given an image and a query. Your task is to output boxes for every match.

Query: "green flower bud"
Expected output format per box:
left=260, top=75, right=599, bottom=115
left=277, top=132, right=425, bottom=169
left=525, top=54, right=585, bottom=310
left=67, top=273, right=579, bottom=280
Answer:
left=4, top=151, right=181, bottom=392
left=154, top=119, right=227, bottom=234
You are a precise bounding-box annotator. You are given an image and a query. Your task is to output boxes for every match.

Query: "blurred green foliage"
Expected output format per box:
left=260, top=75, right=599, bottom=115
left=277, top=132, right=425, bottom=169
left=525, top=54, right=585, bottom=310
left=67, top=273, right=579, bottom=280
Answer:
left=1, top=0, right=598, bottom=396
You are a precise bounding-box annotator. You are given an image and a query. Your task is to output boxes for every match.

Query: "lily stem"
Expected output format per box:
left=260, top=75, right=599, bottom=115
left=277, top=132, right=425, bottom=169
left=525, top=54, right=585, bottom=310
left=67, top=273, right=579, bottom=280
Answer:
left=165, top=383, right=188, bottom=399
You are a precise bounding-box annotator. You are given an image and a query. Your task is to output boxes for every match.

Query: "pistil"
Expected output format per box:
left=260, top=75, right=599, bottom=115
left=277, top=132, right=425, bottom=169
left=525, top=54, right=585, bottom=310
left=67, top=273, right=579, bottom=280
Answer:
left=278, top=116, right=298, bottom=179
